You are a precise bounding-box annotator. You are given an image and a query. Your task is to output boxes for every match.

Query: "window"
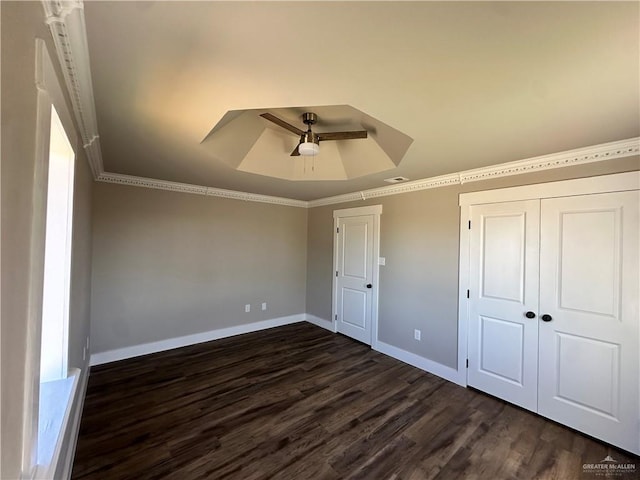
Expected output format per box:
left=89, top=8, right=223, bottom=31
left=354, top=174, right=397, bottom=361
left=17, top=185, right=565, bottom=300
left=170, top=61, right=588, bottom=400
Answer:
left=40, top=104, right=75, bottom=382
left=37, top=104, right=75, bottom=468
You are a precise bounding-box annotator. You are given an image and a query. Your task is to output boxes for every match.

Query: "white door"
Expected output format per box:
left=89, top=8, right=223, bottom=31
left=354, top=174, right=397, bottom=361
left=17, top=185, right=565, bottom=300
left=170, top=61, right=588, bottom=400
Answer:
left=335, top=215, right=375, bottom=344
left=467, top=200, right=540, bottom=412
left=538, top=191, right=639, bottom=454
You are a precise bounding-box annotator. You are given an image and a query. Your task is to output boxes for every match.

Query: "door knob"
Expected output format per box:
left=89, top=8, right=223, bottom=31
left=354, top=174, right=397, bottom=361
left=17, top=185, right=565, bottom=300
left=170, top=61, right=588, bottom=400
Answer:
left=366, top=284, right=372, bottom=288
left=541, top=314, right=553, bottom=322
left=525, top=311, right=536, bottom=319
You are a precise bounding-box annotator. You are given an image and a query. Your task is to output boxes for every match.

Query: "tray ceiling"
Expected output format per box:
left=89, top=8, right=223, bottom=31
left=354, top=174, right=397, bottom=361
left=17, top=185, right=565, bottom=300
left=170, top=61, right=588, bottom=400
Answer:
left=83, top=1, right=640, bottom=201
left=201, top=105, right=413, bottom=181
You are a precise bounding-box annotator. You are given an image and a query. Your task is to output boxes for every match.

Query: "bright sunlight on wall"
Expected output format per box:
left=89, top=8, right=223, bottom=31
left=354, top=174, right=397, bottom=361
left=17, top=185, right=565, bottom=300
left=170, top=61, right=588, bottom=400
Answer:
left=40, top=104, right=75, bottom=383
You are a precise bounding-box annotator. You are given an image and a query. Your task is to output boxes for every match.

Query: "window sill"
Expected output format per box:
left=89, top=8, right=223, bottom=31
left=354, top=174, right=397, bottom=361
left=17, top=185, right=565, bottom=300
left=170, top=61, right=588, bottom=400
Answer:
left=35, top=368, right=80, bottom=479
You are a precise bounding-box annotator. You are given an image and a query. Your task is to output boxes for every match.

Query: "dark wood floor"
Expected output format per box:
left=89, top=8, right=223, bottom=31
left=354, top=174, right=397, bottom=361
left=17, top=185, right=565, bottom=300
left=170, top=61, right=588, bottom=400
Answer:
left=72, top=323, right=637, bottom=480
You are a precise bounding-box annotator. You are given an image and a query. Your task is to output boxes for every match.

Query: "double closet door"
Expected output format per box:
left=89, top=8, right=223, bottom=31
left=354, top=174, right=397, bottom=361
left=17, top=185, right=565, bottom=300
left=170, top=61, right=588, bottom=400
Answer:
left=466, top=187, right=639, bottom=455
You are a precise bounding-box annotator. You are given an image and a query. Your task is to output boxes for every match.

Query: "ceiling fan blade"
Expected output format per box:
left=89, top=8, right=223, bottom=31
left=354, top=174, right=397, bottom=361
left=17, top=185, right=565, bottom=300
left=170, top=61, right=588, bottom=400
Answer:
left=260, top=113, right=304, bottom=136
left=290, top=143, right=301, bottom=156
left=318, top=131, right=368, bottom=141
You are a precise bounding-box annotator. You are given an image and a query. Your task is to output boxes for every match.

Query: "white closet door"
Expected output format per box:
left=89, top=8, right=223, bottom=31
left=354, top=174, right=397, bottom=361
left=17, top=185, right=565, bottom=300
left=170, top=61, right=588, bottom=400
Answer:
left=468, top=200, right=540, bottom=412
left=538, top=191, right=639, bottom=454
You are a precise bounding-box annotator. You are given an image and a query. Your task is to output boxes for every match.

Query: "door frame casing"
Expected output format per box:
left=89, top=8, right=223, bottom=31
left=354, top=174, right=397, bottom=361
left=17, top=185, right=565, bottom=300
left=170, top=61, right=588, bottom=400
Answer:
left=332, top=205, right=382, bottom=346
left=458, top=171, right=640, bottom=388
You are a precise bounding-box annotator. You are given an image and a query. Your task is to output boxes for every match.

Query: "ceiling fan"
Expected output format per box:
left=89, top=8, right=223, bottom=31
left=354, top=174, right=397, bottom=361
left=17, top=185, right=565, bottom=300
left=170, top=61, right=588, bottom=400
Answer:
left=260, top=112, right=368, bottom=156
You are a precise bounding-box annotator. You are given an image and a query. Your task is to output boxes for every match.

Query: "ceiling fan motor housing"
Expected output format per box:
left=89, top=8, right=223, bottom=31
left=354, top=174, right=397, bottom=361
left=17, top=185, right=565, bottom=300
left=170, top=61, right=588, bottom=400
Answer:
left=302, top=112, right=317, bottom=126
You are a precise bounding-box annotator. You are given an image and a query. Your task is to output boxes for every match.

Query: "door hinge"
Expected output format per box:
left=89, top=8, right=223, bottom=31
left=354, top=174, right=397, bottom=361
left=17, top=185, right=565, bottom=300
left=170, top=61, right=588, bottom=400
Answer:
left=466, top=359, right=469, bottom=368
left=335, top=314, right=338, bottom=320
left=337, top=227, right=340, bottom=234
left=336, top=270, right=338, bottom=277
left=468, top=220, right=471, bottom=229
left=466, top=289, right=470, bottom=298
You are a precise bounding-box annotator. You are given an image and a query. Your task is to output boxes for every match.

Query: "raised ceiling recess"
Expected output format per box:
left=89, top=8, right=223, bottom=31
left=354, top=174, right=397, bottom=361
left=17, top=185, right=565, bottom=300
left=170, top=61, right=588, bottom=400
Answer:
left=201, top=105, right=413, bottom=181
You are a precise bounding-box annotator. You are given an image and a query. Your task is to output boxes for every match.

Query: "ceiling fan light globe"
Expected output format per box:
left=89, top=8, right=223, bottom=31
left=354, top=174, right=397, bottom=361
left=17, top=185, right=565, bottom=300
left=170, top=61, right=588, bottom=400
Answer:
left=298, top=142, right=320, bottom=156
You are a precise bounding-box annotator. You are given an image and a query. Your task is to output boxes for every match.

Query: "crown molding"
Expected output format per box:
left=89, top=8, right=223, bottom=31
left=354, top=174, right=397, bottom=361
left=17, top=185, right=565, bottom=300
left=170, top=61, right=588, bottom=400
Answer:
left=97, top=173, right=308, bottom=208
left=96, top=138, right=638, bottom=209
left=458, top=137, right=639, bottom=184
left=43, top=1, right=638, bottom=209
left=308, top=137, right=640, bottom=208
left=42, top=0, right=103, bottom=179
left=308, top=173, right=461, bottom=208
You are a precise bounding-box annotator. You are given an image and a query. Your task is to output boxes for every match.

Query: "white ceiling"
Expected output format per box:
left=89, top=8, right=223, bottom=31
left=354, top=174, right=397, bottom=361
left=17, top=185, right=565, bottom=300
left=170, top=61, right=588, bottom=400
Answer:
left=84, top=1, right=640, bottom=201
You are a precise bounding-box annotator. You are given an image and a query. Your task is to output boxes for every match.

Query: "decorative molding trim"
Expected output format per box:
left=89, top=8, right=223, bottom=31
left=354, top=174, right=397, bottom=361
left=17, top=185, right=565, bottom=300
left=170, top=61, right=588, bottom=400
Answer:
left=97, top=172, right=309, bottom=208
left=42, top=0, right=104, bottom=178
left=311, top=173, right=461, bottom=208
left=43, top=1, right=637, bottom=207
left=308, top=137, right=640, bottom=208
left=458, top=137, right=640, bottom=184
left=96, top=137, right=640, bottom=209
left=97, top=172, right=209, bottom=196
left=89, top=314, right=306, bottom=366
left=41, top=0, right=82, bottom=22
left=305, top=314, right=336, bottom=333
left=374, top=341, right=466, bottom=387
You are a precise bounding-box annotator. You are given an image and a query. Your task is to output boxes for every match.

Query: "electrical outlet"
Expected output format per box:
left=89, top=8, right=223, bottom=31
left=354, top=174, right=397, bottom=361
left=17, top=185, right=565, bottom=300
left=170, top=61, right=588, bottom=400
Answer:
left=414, top=329, right=421, bottom=341
left=245, top=304, right=251, bottom=313
left=261, top=302, right=267, bottom=311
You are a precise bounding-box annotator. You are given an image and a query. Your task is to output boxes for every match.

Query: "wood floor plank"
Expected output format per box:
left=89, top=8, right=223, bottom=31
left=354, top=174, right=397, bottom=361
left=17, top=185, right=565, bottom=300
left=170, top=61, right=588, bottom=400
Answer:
left=73, top=323, right=638, bottom=480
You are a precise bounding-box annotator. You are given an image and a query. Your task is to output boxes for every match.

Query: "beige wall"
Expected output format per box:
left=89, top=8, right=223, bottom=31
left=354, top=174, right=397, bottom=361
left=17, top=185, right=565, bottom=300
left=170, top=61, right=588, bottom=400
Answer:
left=306, top=156, right=640, bottom=368
left=1, top=2, right=94, bottom=478
left=90, top=183, right=308, bottom=353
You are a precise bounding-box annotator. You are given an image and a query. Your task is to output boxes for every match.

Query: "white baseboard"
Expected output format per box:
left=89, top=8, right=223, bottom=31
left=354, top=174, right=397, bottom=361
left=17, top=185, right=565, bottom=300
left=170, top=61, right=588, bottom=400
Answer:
left=90, top=314, right=306, bottom=366
left=89, top=315, right=467, bottom=390
left=305, top=314, right=336, bottom=332
left=374, top=341, right=467, bottom=387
